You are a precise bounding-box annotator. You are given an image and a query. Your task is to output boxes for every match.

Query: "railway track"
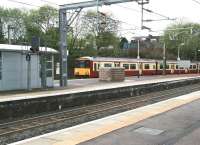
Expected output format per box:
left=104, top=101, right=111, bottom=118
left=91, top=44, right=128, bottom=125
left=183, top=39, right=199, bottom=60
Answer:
left=1, top=83, right=200, bottom=144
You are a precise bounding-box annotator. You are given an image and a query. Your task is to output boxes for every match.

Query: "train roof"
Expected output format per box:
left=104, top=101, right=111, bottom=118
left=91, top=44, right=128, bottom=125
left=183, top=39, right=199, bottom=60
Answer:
left=79, top=56, right=157, bottom=63
left=78, top=56, right=199, bottom=64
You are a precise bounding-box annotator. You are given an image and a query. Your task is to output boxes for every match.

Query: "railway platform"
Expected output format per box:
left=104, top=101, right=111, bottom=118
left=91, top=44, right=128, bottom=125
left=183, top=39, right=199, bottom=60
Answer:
left=11, top=89, right=200, bottom=145
left=0, top=74, right=200, bottom=124
left=0, top=74, right=199, bottom=102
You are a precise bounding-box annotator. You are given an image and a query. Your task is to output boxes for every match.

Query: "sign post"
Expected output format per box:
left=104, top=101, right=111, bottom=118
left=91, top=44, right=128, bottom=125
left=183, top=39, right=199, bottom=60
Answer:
left=26, top=53, right=31, bottom=91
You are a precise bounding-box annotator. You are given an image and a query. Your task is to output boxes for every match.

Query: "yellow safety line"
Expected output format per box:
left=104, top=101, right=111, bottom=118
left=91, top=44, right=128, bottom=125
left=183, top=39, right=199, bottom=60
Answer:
left=51, top=92, right=200, bottom=145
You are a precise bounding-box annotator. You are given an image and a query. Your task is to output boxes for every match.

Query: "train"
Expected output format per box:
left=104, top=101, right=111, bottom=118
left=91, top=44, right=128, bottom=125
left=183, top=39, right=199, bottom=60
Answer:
left=74, top=56, right=199, bottom=78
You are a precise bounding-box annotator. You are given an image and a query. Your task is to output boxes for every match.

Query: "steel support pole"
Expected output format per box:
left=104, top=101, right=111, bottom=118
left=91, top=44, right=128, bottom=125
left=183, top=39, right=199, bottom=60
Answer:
left=59, top=9, right=68, bottom=87
left=27, top=54, right=31, bottom=91
left=41, top=53, right=47, bottom=89
left=137, top=40, right=140, bottom=59
left=8, top=25, right=11, bottom=44
left=141, top=0, right=144, bottom=29
left=96, top=0, right=99, bottom=33
left=177, top=46, right=180, bottom=61
left=0, top=19, right=2, bottom=38
left=163, top=43, right=166, bottom=75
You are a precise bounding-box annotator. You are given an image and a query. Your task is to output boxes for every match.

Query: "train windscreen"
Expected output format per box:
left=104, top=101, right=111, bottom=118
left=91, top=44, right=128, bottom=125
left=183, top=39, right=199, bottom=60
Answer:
left=75, top=60, right=90, bottom=68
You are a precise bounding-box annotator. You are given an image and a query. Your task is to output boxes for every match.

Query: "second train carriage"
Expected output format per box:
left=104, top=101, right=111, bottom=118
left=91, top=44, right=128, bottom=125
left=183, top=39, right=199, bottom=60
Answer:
left=74, top=56, right=199, bottom=78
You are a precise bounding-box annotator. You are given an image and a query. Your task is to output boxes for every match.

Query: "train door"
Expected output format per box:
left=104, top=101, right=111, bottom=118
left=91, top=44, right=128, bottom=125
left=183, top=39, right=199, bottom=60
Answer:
left=114, top=62, right=120, bottom=68
left=139, top=62, right=143, bottom=75
left=171, top=64, right=175, bottom=74
left=155, top=61, right=158, bottom=75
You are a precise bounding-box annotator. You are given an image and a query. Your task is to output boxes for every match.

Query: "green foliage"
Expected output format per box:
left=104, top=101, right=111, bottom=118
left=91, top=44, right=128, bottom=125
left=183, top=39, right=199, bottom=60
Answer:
left=163, top=22, right=200, bottom=60
left=0, top=7, right=26, bottom=44
left=96, top=32, right=120, bottom=50
left=81, top=10, right=119, bottom=36
left=24, top=6, right=58, bottom=47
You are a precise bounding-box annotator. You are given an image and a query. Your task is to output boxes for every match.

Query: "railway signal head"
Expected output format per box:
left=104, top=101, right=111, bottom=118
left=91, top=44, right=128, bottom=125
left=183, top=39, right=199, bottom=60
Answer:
left=30, top=36, right=40, bottom=53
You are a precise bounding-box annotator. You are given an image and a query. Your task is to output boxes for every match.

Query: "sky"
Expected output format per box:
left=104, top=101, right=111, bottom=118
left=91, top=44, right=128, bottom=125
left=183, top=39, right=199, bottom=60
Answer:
left=1, top=0, right=200, bottom=40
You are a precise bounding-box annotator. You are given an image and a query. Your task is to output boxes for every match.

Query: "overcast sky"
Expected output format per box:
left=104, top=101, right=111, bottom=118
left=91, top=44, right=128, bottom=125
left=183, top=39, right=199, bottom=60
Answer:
left=1, top=0, right=200, bottom=39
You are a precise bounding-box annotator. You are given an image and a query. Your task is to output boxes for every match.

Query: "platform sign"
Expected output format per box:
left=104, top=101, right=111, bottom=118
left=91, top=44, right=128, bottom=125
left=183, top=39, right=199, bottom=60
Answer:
left=177, top=60, right=191, bottom=68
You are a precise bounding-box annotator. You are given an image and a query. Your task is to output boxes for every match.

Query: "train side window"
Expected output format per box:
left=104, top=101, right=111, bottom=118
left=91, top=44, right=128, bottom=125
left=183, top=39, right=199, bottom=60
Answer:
left=193, top=65, right=197, bottom=69
left=104, top=63, right=112, bottom=67
left=166, top=65, right=169, bottom=69
left=176, top=65, right=179, bottom=69
left=130, top=64, right=136, bottom=69
left=123, top=64, right=129, bottom=70
left=144, top=64, right=150, bottom=70
left=98, top=64, right=100, bottom=69
left=190, top=65, right=192, bottom=69
left=153, top=65, right=156, bottom=69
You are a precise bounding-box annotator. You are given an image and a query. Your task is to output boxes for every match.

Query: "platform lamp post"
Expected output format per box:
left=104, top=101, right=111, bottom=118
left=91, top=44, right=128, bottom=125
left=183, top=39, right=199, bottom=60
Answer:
left=137, top=39, right=140, bottom=59
left=135, top=37, right=141, bottom=78
left=198, top=49, right=200, bottom=73
left=137, top=45, right=140, bottom=78
left=177, top=43, right=185, bottom=61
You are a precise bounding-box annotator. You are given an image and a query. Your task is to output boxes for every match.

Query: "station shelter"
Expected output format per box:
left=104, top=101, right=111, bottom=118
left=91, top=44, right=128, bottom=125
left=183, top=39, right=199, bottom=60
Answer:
left=0, top=44, right=58, bottom=91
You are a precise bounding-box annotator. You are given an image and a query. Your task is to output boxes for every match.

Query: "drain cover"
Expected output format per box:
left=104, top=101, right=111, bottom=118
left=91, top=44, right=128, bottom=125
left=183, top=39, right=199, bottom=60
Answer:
left=134, top=127, right=164, bottom=135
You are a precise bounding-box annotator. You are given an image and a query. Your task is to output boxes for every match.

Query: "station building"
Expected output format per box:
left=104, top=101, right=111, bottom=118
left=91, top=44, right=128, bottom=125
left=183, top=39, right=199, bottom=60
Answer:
left=0, top=44, right=58, bottom=91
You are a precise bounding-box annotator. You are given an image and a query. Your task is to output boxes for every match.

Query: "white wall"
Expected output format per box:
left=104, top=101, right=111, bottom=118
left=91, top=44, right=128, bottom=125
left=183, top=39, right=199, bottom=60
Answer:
left=2, top=52, right=22, bottom=90
left=20, top=53, right=41, bottom=89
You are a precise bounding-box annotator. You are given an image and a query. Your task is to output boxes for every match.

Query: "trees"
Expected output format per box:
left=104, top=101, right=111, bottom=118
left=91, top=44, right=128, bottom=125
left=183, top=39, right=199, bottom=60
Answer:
left=0, top=7, right=26, bottom=44
left=77, top=10, right=120, bottom=50
left=24, top=5, right=58, bottom=47
left=163, top=22, right=200, bottom=60
left=0, top=5, right=58, bottom=47
left=80, top=11, right=119, bottom=36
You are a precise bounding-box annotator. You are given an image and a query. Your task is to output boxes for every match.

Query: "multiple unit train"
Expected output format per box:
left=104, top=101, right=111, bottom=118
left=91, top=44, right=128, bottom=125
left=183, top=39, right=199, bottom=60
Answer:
left=74, top=56, right=199, bottom=78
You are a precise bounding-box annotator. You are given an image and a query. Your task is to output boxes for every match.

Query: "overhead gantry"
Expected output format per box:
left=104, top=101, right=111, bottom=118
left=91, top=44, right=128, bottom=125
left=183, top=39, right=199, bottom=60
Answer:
left=59, top=0, right=147, bottom=87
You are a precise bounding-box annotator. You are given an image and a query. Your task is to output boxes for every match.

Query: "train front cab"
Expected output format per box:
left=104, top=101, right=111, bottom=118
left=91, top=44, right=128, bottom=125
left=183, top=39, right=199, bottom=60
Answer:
left=74, top=59, right=92, bottom=78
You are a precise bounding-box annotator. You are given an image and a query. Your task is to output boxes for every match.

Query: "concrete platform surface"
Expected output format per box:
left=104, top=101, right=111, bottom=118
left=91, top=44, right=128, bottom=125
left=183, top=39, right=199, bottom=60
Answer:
left=1, top=74, right=199, bottom=102
left=11, top=89, right=200, bottom=145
